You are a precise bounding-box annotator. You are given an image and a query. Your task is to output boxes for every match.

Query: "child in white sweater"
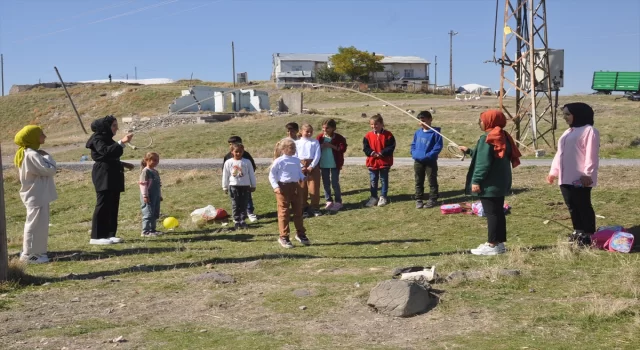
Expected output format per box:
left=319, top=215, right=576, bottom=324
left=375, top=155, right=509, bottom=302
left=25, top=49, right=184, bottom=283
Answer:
left=14, top=125, right=57, bottom=264
left=222, top=143, right=257, bottom=230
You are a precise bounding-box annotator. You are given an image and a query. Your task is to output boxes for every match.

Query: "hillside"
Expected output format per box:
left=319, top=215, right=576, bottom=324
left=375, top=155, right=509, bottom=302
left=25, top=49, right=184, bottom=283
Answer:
left=1, top=80, right=639, bottom=161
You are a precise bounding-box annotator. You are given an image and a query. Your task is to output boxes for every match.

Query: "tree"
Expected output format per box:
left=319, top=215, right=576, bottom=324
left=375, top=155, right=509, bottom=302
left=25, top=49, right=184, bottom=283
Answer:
left=329, top=46, right=384, bottom=82
left=315, top=65, right=342, bottom=83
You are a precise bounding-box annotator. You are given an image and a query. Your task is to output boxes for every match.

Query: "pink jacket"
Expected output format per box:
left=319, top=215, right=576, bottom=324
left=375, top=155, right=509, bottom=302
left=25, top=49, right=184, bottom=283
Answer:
left=549, top=125, right=600, bottom=186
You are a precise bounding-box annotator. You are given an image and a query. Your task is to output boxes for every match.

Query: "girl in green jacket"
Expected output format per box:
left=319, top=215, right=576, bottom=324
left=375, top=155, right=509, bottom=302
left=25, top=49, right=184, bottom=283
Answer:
left=458, top=110, right=521, bottom=255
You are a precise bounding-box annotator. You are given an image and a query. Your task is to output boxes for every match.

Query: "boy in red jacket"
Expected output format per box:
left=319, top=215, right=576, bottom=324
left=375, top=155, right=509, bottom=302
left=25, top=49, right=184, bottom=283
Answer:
left=316, top=118, right=348, bottom=212
left=362, top=114, right=395, bottom=207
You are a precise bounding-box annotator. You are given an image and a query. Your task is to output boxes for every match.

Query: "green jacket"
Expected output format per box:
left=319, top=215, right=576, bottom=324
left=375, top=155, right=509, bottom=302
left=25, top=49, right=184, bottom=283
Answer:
left=464, top=133, right=513, bottom=197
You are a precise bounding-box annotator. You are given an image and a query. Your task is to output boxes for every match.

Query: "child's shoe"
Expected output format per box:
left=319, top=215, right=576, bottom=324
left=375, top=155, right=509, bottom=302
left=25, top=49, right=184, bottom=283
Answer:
left=247, top=213, right=258, bottom=223
left=415, top=200, right=424, bottom=209
left=365, top=197, right=378, bottom=207
left=325, top=202, right=334, bottom=210
left=313, top=209, right=322, bottom=217
left=91, top=238, right=114, bottom=244
left=424, top=198, right=438, bottom=208
left=19, top=253, right=49, bottom=264
left=278, top=236, right=294, bottom=249
left=377, top=196, right=388, bottom=207
left=470, top=243, right=504, bottom=256
left=233, top=222, right=241, bottom=230
left=109, top=237, right=124, bottom=243
left=330, top=203, right=343, bottom=211
left=295, top=233, right=311, bottom=246
left=141, top=231, right=160, bottom=237
left=240, top=221, right=249, bottom=229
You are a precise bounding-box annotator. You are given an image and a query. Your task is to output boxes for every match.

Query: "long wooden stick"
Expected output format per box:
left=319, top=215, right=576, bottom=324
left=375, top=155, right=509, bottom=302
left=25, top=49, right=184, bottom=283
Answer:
left=54, top=66, right=88, bottom=134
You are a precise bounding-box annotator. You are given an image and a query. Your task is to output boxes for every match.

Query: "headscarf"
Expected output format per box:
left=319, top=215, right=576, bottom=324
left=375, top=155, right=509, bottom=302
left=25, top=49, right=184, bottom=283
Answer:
left=86, top=115, right=117, bottom=148
left=564, top=102, right=594, bottom=128
left=14, top=125, right=43, bottom=168
left=481, top=109, right=522, bottom=168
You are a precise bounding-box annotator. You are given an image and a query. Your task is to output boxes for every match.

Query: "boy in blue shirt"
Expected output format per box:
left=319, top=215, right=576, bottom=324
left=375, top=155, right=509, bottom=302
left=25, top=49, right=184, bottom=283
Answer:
left=410, top=111, right=443, bottom=208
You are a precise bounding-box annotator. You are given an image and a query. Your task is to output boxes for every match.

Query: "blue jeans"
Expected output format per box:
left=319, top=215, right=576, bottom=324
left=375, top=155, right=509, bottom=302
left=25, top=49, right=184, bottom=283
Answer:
left=321, top=168, right=342, bottom=203
left=369, top=168, right=389, bottom=198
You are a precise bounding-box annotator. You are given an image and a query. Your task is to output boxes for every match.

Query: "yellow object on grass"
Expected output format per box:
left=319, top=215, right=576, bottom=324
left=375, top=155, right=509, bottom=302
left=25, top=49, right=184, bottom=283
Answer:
left=163, top=217, right=179, bottom=229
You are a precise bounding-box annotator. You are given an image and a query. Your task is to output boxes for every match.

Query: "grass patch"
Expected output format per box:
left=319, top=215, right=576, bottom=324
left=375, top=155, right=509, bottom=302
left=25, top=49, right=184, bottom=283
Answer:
left=0, top=165, right=639, bottom=348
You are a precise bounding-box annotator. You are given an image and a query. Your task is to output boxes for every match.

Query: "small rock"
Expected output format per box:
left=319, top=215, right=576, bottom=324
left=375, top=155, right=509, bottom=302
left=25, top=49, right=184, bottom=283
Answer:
left=543, top=220, right=550, bottom=225
left=71, top=297, right=80, bottom=303
left=199, top=329, right=207, bottom=333
left=293, top=289, right=313, bottom=297
left=316, top=269, right=325, bottom=273
left=529, top=288, right=536, bottom=293
left=299, top=306, right=307, bottom=310
left=95, top=276, right=105, bottom=280
left=111, top=336, right=126, bottom=343
left=205, top=263, right=214, bottom=269
left=110, top=279, right=120, bottom=283
left=354, top=282, right=361, bottom=288
left=42, top=283, right=51, bottom=286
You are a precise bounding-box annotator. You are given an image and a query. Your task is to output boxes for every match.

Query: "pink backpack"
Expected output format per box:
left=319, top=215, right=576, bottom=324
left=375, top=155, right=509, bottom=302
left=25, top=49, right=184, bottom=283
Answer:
left=591, top=227, right=635, bottom=253
left=440, top=204, right=463, bottom=214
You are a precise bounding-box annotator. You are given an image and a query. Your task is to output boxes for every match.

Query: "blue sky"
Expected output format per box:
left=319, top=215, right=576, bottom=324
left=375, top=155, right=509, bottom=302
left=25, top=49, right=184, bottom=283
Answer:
left=1, top=0, right=638, bottom=95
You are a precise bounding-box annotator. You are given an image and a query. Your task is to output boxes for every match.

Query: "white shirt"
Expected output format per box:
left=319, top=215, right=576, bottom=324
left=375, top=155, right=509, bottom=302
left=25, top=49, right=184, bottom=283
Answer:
left=222, top=158, right=257, bottom=190
left=295, top=137, right=321, bottom=168
left=269, top=155, right=305, bottom=189
left=19, top=148, right=58, bottom=208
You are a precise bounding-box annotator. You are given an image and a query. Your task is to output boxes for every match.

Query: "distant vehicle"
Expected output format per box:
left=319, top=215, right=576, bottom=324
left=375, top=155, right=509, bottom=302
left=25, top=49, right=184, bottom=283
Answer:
left=592, top=71, right=640, bottom=94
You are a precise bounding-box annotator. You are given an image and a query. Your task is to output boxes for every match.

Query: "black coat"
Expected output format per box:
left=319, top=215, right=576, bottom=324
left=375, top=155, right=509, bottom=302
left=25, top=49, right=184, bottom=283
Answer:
left=86, top=116, right=125, bottom=192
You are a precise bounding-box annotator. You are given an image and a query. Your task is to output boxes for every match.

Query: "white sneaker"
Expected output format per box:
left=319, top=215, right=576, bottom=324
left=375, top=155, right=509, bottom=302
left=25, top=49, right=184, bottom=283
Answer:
left=20, top=253, right=49, bottom=264
left=90, top=238, right=114, bottom=245
left=325, top=202, right=334, bottom=210
left=247, top=213, right=258, bottom=223
left=377, top=196, right=388, bottom=207
left=365, top=197, right=378, bottom=207
left=109, top=237, right=124, bottom=243
left=470, top=243, right=503, bottom=256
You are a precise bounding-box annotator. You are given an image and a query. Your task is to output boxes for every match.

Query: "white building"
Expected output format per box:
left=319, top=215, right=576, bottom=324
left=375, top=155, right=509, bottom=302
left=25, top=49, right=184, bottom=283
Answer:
left=272, top=53, right=430, bottom=87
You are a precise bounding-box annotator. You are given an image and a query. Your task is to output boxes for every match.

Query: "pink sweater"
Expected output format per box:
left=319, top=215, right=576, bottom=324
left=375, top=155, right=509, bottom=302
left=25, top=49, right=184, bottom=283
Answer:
left=549, top=125, right=600, bottom=187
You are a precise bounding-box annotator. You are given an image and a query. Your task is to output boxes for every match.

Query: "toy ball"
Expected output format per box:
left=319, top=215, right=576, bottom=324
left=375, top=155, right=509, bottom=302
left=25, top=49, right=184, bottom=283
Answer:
left=163, top=217, right=179, bottom=229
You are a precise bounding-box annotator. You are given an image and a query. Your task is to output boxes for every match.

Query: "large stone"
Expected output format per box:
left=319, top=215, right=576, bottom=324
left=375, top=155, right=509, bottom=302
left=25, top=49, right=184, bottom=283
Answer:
left=367, top=279, right=430, bottom=317
left=279, top=92, right=303, bottom=113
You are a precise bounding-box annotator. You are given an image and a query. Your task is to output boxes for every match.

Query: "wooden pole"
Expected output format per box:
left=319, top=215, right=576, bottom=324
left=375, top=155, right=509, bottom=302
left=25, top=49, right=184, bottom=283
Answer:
left=54, top=66, right=88, bottom=134
left=0, top=144, right=9, bottom=282
left=232, top=41, right=236, bottom=87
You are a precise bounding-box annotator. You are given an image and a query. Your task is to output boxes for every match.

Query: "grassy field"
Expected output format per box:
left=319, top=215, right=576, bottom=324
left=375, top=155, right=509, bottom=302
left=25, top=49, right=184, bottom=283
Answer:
left=2, top=82, right=639, bottom=161
left=1, top=164, right=639, bottom=349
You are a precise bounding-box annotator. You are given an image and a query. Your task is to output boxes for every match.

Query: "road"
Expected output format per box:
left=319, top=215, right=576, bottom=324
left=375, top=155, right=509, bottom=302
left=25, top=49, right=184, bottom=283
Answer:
left=5, top=157, right=639, bottom=171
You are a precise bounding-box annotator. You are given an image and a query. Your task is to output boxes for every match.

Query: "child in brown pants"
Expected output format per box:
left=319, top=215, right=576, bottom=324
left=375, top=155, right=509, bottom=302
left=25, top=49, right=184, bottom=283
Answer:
left=295, top=123, right=322, bottom=217
left=268, top=138, right=310, bottom=248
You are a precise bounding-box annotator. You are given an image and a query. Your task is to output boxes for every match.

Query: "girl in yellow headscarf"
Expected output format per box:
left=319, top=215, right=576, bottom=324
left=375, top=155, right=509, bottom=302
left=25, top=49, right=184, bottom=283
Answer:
left=14, top=125, right=58, bottom=264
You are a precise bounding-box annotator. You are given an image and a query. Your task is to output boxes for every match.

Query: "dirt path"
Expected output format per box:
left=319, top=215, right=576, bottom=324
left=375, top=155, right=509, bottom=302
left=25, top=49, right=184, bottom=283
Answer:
left=306, top=97, right=500, bottom=110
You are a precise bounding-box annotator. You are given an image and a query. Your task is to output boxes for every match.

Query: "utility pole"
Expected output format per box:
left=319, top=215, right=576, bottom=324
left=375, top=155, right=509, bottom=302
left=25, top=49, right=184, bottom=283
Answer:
left=448, top=30, right=458, bottom=92
left=434, top=55, right=437, bottom=87
left=1, top=54, right=4, bottom=96
left=232, top=41, right=236, bottom=87
left=135, top=66, right=137, bottom=80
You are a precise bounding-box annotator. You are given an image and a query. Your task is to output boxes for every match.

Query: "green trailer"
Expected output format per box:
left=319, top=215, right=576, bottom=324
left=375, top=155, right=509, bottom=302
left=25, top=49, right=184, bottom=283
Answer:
left=592, top=71, right=640, bottom=94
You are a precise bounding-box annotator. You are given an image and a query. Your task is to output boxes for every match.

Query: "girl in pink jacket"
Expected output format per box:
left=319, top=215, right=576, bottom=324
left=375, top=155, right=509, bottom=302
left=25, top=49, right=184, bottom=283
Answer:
left=546, top=102, right=600, bottom=245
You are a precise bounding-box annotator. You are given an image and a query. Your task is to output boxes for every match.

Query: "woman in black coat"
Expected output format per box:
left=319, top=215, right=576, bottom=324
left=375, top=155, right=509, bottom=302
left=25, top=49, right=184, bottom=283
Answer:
left=86, top=116, right=134, bottom=245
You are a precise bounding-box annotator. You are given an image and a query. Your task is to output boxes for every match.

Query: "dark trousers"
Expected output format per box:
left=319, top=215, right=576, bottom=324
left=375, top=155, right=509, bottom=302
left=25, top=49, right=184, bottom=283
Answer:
left=560, top=185, right=596, bottom=234
left=247, top=194, right=255, bottom=214
left=230, top=186, right=250, bottom=223
left=92, top=190, right=121, bottom=239
left=414, top=160, right=439, bottom=200
left=480, top=196, right=506, bottom=243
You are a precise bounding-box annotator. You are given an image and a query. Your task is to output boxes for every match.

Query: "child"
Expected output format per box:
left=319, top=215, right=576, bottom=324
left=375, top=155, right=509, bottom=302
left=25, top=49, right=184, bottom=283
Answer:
left=223, top=136, right=258, bottom=222
left=316, top=118, right=348, bottom=212
left=547, top=102, right=600, bottom=245
left=268, top=138, right=309, bottom=248
left=273, top=122, right=299, bottom=159
left=459, top=110, right=521, bottom=255
left=222, top=143, right=257, bottom=230
left=139, top=152, right=163, bottom=237
left=362, top=114, right=395, bottom=207
left=295, top=123, right=322, bottom=217
left=411, top=111, right=443, bottom=209
left=14, top=125, right=57, bottom=264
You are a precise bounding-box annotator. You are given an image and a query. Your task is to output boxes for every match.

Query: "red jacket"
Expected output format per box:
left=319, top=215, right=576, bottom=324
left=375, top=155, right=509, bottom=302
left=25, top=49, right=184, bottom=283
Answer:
left=316, top=132, right=348, bottom=170
left=363, top=130, right=395, bottom=170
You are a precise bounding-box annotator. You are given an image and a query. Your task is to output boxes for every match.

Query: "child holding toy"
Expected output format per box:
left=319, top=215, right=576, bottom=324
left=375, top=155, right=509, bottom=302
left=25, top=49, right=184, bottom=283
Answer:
left=363, top=114, right=395, bottom=207
left=458, top=110, right=521, bottom=255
